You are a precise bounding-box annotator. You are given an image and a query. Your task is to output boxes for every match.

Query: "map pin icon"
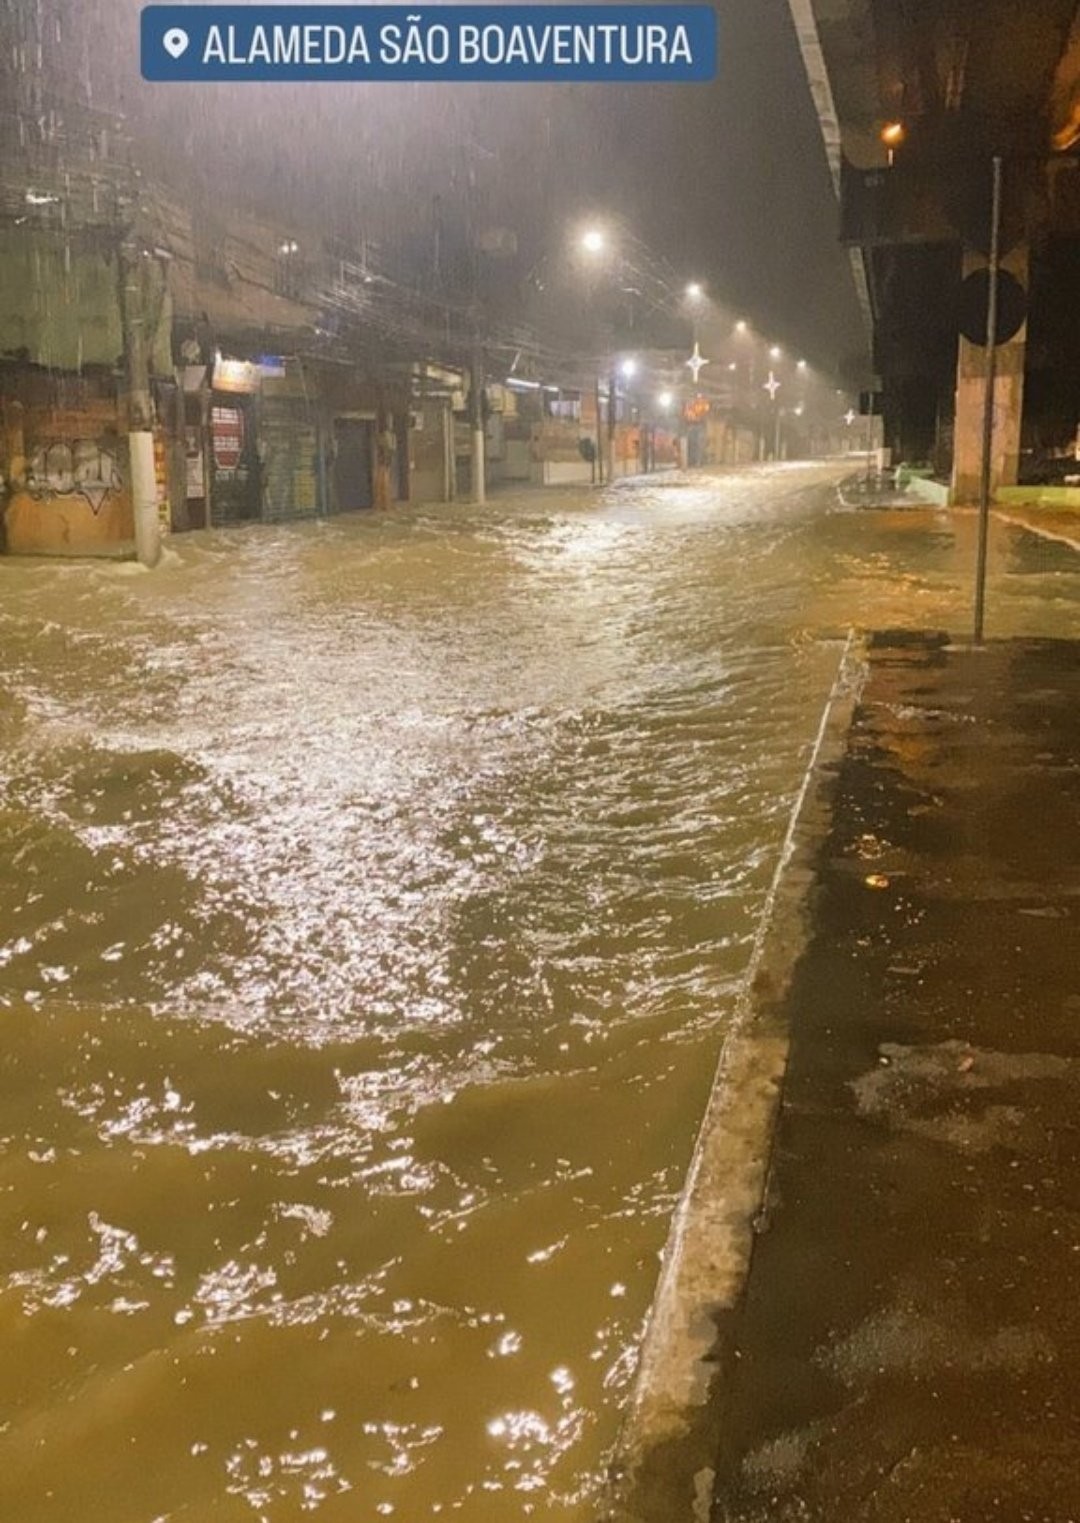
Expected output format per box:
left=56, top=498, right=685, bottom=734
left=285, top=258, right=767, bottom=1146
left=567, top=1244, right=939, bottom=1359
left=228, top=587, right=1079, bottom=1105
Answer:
left=163, top=27, right=190, bottom=59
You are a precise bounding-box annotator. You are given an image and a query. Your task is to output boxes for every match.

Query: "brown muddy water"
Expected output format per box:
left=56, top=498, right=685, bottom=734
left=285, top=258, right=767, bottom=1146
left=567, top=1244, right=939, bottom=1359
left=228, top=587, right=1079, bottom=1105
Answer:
left=1, top=464, right=1078, bottom=1522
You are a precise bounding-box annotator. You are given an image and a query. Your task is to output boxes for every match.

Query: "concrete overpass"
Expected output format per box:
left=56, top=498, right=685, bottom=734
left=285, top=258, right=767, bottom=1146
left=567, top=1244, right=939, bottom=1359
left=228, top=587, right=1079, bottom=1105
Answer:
left=790, top=0, right=1080, bottom=499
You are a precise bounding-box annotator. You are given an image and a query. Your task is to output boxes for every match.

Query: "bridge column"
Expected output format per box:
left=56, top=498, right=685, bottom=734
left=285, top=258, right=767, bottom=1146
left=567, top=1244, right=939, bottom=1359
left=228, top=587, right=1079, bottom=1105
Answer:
left=951, top=245, right=1029, bottom=504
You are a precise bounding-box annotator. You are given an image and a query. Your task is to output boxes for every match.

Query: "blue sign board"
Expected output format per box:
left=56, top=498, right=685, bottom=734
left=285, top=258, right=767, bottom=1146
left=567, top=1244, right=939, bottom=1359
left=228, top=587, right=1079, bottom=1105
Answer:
left=142, top=6, right=718, bottom=83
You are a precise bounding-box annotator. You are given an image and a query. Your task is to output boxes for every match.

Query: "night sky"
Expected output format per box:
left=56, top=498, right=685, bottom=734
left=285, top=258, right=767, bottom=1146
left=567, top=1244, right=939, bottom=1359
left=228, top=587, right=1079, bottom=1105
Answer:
left=596, top=0, right=868, bottom=375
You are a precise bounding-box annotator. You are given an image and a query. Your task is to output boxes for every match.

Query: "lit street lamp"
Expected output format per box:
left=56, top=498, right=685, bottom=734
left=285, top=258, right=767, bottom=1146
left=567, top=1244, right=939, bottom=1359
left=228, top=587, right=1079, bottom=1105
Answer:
left=576, top=224, right=615, bottom=482
left=572, top=219, right=716, bottom=481
left=880, top=119, right=906, bottom=165
left=684, top=281, right=705, bottom=344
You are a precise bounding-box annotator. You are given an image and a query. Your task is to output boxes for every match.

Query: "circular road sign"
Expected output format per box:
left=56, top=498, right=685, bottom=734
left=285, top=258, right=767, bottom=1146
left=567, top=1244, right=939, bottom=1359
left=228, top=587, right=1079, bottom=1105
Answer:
left=958, top=268, right=1028, bottom=347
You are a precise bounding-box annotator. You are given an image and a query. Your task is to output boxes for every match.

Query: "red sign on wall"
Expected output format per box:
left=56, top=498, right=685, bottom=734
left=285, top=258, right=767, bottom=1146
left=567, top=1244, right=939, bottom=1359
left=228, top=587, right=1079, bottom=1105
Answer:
left=211, top=405, right=245, bottom=476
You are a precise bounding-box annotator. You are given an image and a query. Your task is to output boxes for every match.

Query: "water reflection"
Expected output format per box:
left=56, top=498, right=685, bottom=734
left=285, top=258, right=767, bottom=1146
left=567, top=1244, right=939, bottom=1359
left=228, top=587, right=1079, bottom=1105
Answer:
left=0, top=466, right=1077, bottom=1519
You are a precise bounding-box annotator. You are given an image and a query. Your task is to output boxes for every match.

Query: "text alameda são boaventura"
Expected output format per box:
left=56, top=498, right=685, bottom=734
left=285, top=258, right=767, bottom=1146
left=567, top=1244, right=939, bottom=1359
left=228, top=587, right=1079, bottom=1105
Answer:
left=202, top=20, right=696, bottom=67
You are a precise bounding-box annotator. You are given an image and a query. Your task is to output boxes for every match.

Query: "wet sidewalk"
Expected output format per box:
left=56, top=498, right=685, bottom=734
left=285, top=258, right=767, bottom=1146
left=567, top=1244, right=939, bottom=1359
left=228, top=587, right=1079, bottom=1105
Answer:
left=710, top=633, right=1080, bottom=1522
left=993, top=501, right=1080, bottom=554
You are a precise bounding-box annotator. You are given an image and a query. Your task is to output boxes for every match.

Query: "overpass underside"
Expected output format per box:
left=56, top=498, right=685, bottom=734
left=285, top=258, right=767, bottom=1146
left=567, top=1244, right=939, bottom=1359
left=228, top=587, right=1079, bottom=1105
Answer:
left=791, top=0, right=1080, bottom=499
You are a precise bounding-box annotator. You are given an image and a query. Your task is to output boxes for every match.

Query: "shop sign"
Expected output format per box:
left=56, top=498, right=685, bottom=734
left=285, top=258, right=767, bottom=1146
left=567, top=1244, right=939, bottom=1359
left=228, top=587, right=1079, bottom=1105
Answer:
left=211, top=405, right=246, bottom=475
left=213, top=357, right=261, bottom=394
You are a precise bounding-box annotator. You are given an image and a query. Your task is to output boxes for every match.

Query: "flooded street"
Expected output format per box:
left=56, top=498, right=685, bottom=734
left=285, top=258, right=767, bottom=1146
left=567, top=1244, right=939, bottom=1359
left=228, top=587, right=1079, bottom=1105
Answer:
left=1, top=463, right=1078, bottom=1522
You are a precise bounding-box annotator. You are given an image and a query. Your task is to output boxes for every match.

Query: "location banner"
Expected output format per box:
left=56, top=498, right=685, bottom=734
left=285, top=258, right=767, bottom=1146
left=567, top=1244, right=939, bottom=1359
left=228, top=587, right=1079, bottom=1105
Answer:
left=141, top=5, right=718, bottom=82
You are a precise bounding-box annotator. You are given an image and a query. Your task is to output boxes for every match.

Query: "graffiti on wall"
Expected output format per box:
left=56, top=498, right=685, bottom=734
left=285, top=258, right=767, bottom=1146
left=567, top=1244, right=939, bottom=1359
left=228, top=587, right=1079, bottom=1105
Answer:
left=27, top=439, right=124, bottom=515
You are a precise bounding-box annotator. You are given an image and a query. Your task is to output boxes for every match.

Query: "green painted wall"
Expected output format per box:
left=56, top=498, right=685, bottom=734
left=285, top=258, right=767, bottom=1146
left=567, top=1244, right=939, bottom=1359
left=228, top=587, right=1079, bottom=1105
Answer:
left=0, top=228, right=172, bottom=375
left=997, top=486, right=1080, bottom=509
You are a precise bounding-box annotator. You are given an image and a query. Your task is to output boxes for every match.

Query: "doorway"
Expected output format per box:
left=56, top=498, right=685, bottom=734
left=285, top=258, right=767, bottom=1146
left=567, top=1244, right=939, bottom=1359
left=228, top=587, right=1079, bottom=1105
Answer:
left=333, top=417, right=374, bottom=511
left=209, top=395, right=260, bottom=523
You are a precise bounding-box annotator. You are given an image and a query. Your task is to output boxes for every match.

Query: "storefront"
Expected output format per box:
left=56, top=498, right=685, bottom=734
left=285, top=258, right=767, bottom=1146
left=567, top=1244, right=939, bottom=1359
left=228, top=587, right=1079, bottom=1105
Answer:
left=260, top=360, right=321, bottom=521
left=208, top=359, right=262, bottom=525
left=313, top=360, right=412, bottom=514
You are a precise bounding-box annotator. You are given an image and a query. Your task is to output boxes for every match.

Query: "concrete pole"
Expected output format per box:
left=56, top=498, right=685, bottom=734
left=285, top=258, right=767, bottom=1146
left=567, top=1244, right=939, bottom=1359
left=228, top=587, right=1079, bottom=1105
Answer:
left=594, top=376, right=604, bottom=485
left=607, top=362, right=618, bottom=483
left=443, top=399, right=456, bottom=503
left=470, top=348, right=486, bottom=504
left=974, top=155, right=1003, bottom=646
left=118, top=241, right=162, bottom=568
left=953, top=252, right=1027, bottom=503
left=199, top=382, right=213, bottom=528
left=169, top=374, right=186, bottom=533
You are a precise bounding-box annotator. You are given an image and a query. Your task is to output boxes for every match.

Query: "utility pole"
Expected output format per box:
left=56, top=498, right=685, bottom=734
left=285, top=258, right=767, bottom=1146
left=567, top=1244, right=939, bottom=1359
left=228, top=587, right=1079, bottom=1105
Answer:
left=974, top=154, right=1003, bottom=646
left=470, top=343, right=486, bottom=505
left=117, top=234, right=161, bottom=568
left=865, top=401, right=876, bottom=483
left=607, top=360, right=618, bottom=484
left=443, top=398, right=456, bottom=503
left=463, top=134, right=488, bottom=509
left=594, top=375, right=604, bottom=485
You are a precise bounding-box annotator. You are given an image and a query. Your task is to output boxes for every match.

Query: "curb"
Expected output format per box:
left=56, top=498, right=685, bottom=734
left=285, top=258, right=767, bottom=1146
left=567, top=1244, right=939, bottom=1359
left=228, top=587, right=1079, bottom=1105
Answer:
left=992, top=508, right=1080, bottom=554
left=601, top=630, right=867, bottom=1523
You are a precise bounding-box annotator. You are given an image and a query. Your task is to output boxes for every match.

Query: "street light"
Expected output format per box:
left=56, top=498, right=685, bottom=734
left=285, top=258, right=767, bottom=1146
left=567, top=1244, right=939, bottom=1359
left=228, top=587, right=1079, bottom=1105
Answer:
left=735, top=320, right=749, bottom=335
left=657, top=390, right=674, bottom=410
left=620, top=357, right=638, bottom=379
left=685, top=282, right=705, bottom=343
left=769, top=344, right=782, bottom=360
left=880, top=120, right=906, bottom=166
left=797, top=358, right=808, bottom=372
left=575, top=224, right=615, bottom=483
